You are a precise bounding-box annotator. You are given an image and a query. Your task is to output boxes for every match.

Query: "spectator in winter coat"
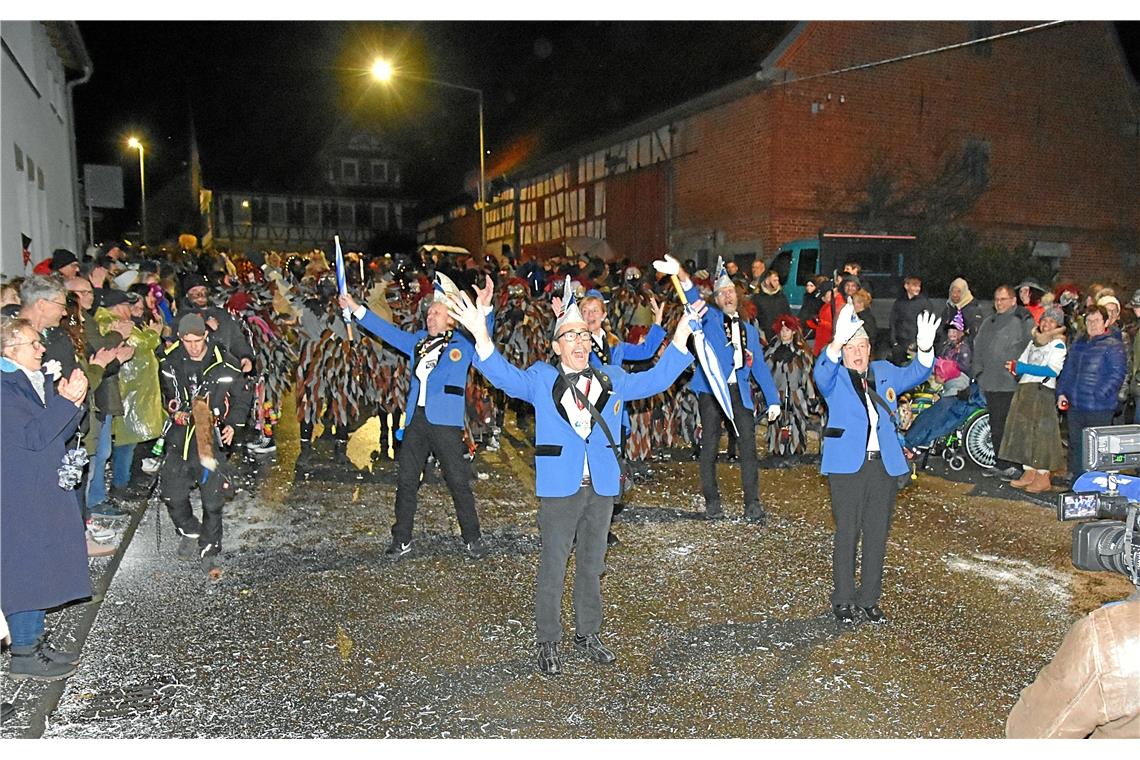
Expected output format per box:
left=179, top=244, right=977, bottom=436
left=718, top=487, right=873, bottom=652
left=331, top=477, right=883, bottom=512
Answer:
left=889, top=276, right=934, bottom=364
left=973, top=286, right=1034, bottom=479
left=810, top=281, right=836, bottom=356
left=939, top=277, right=986, bottom=346
left=798, top=275, right=828, bottom=338
left=751, top=269, right=792, bottom=344
left=1056, top=306, right=1127, bottom=478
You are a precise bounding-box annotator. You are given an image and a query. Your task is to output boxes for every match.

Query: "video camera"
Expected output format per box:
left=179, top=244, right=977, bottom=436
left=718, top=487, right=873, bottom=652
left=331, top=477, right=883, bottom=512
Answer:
left=1056, top=426, right=1140, bottom=586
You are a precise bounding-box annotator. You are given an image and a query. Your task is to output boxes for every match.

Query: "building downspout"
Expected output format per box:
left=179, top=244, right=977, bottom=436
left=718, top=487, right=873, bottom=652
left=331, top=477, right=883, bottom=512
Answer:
left=65, top=59, right=93, bottom=251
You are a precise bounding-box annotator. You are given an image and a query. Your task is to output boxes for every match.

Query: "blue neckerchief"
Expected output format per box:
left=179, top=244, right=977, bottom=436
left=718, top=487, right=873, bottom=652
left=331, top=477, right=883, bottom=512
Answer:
left=0, top=357, right=21, bottom=373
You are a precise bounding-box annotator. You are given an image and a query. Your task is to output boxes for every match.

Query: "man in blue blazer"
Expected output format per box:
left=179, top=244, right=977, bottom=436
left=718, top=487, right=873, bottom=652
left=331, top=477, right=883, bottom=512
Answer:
left=814, top=300, right=939, bottom=625
left=339, top=274, right=494, bottom=560
left=448, top=280, right=698, bottom=676
left=671, top=258, right=782, bottom=522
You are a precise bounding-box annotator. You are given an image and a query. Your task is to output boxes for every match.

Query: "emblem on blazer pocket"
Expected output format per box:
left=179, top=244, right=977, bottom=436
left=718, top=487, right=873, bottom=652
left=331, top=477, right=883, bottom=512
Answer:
left=885, top=387, right=896, bottom=403
left=449, top=348, right=462, bottom=362
left=613, top=399, right=620, bottom=415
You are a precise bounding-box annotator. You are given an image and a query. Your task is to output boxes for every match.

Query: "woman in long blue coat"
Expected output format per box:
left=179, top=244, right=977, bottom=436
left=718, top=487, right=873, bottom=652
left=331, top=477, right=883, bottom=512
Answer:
left=1, top=316, right=91, bottom=681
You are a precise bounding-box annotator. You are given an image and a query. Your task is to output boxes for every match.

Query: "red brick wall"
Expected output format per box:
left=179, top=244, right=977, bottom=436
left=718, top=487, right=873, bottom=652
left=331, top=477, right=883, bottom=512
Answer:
left=672, top=21, right=1140, bottom=282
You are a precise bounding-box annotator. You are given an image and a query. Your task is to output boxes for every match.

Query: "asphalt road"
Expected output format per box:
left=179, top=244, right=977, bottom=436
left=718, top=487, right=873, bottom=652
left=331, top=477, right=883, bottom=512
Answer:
left=2, top=415, right=1132, bottom=739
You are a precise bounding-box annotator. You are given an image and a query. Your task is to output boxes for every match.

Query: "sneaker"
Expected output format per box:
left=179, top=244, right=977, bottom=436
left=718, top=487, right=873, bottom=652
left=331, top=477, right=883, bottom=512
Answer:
left=86, top=521, right=116, bottom=543
left=249, top=436, right=277, bottom=454
left=8, top=645, right=78, bottom=682
left=35, top=635, right=80, bottom=666
left=87, top=536, right=116, bottom=557
left=465, top=537, right=489, bottom=559
left=141, top=457, right=161, bottom=474
left=89, top=503, right=131, bottom=521
left=386, top=540, right=412, bottom=559
left=536, top=642, right=562, bottom=676
left=573, top=633, right=617, bottom=665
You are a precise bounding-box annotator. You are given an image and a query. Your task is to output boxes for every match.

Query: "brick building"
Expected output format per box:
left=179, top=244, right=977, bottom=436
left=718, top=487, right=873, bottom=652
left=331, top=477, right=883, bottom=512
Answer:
left=420, top=21, right=1139, bottom=282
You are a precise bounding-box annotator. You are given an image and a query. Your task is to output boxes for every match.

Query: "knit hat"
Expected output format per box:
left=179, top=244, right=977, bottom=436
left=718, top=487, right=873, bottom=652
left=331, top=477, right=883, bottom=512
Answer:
left=949, top=312, right=966, bottom=332
left=1097, top=294, right=1121, bottom=310
left=1040, top=305, right=1064, bottom=326
left=177, top=312, right=207, bottom=336
left=50, top=248, right=78, bottom=271
left=1128, top=289, right=1140, bottom=309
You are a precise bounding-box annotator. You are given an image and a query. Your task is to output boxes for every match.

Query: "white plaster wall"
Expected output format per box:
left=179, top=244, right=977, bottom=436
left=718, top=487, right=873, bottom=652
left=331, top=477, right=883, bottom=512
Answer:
left=1, top=21, right=82, bottom=278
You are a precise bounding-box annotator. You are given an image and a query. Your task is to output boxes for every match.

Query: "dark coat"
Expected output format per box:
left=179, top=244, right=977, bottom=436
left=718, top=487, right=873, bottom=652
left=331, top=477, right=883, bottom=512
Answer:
left=751, top=288, right=792, bottom=341
left=1057, top=331, right=1127, bottom=412
left=890, top=293, right=935, bottom=350
left=0, top=364, right=91, bottom=615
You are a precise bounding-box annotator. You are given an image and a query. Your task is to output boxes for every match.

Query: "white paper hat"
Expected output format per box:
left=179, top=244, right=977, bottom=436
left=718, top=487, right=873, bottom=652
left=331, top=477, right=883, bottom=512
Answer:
left=553, top=275, right=586, bottom=337
left=713, top=256, right=734, bottom=293
left=432, top=272, right=461, bottom=304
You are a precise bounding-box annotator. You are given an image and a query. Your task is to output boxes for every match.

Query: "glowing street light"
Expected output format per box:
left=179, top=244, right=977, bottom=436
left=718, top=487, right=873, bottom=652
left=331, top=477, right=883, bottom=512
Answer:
left=127, top=136, right=147, bottom=246
left=372, top=57, right=486, bottom=250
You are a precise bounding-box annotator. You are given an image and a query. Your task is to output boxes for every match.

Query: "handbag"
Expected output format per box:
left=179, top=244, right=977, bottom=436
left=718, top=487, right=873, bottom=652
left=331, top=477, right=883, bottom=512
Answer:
left=555, top=365, right=631, bottom=500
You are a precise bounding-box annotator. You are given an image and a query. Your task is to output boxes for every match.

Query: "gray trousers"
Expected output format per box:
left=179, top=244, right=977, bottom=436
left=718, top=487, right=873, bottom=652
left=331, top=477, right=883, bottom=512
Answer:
left=827, top=455, right=898, bottom=607
left=535, top=486, right=614, bottom=643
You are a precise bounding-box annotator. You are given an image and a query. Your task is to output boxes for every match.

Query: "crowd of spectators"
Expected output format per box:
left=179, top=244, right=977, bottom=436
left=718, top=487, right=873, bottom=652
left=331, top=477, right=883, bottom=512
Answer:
left=2, top=239, right=1138, bottom=684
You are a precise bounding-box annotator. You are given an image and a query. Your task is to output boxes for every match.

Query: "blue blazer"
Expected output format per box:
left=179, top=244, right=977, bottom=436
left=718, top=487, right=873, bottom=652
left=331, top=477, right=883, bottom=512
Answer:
left=1, top=363, right=91, bottom=614
left=475, top=343, right=693, bottom=497
left=813, top=351, right=932, bottom=476
left=683, top=286, right=780, bottom=411
left=589, top=324, right=666, bottom=368
left=356, top=309, right=492, bottom=428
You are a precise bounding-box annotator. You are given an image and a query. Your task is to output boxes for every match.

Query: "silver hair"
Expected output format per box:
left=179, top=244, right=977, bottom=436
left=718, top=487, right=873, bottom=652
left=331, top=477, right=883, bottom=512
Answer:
left=19, top=274, right=66, bottom=307
left=0, top=315, right=33, bottom=352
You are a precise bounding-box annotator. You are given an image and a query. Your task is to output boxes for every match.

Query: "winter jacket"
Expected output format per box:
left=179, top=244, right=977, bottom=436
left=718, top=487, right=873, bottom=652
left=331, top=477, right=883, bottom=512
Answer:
left=1056, top=330, right=1127, bottom=412
left=973, top=310, right=1033, bottom=393
left=750, top=286, right=791, bottom=341
left=940, top=299, right=986, bottom=343
left=1006, top=597, right=1140, bottom=738
left=1013, top=327, right=1067, bottom=390
left=889, top=292, right=934, bottom=352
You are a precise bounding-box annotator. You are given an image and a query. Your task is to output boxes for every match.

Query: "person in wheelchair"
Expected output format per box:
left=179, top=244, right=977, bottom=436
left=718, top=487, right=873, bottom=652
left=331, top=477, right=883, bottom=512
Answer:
left=900, top=358, right=990, bottom=471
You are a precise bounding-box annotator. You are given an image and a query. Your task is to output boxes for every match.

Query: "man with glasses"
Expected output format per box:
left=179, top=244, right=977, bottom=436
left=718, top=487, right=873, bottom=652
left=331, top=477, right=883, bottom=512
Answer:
left=447, top=276, right=698, bottom=675
left=974, top=285, right=1034, bottom=480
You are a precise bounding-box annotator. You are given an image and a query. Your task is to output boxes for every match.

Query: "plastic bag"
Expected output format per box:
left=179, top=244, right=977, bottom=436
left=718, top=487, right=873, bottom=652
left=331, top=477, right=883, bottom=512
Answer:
left=113, top=326, right=165, bottom=444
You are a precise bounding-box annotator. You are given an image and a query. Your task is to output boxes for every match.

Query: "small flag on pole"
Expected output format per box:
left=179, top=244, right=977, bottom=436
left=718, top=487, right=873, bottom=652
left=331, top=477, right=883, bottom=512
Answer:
left=334, top=236, right=353, bottom=340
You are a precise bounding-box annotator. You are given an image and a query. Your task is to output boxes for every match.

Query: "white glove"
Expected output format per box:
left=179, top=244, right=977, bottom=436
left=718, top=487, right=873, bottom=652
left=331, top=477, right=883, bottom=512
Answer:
left=766, top=404, right=781, bottom=422
left=915, top=311, right=941, bottom=352
left=653, top=254, right=681, bottom=276
left=831, top=301, right=864, bottom=346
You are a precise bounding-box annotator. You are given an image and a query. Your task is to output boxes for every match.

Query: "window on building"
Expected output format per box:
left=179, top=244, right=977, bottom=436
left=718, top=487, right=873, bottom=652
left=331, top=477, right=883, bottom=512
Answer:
left=372, top=203, right=389, bottom=230
left=269, top=201, right=286, bottom=225
left=36, top=168, right=44, bottom=191
left=339, top=202, right=355, bottom=228
left=305, top=202, right=321, bottom=227
left=371, top=160, right=388, bottom=185
left=13, top=144, right=23, bottom=171
left=341, top=159, right=358, bottom=185
left=26, top=156, right=35, bottom=182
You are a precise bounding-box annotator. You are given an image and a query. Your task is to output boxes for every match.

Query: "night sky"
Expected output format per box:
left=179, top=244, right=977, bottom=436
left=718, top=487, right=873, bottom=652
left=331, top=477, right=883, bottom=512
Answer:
left=73, top=20, right=1140, bottom=235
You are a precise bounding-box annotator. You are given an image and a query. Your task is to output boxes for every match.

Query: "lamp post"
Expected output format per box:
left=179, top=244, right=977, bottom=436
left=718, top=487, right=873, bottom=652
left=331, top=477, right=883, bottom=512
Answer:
left=127, top=136, right=147, bottom=246
left=371, top=59, right=486, bottom=251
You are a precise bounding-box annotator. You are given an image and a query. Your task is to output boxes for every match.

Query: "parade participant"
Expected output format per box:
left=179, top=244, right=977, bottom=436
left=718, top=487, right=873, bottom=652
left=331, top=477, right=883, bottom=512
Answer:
left=157, top=313, right=252, bottom=570
left=675, top=258, right=781, bottom=522
left=339, top=274, right=495, bottom=560
left=179, top=273, right=254, bottom=374
left=448, top=277, right=698, bottom=675
left=764, top=314, right=818, bottom=463
left=553, top=289, right=667, bottom=368
left=814, top=301, right=938, bottom=625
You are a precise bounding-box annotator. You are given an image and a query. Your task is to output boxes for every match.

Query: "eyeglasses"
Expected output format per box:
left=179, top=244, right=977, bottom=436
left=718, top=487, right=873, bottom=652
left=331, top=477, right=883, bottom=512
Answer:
left=557, top=329, right=592, bottom=343
left=48, top=299, right=68, bottom=308
left=8, top=339, right=44, bottom=349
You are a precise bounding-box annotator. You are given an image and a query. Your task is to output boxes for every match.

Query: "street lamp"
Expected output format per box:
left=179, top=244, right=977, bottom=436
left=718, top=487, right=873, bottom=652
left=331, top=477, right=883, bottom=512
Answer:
left=372, top=57, right=486, bottom=251
left=127, top=136, right=147, bottom=246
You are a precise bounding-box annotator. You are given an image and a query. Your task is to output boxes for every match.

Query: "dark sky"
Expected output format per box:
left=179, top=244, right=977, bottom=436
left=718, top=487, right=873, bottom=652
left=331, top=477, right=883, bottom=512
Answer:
left=74, top=20, right=1140, bottom=229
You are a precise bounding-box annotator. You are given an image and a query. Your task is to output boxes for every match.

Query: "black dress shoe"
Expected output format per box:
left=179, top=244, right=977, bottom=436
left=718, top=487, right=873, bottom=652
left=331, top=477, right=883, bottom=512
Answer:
left=860, top=605, right=887, bottom=624
left=536, top=641, right=562, bottom=675
left=704, top=502, right=726, bottom=520
left=833, top=604, right=857, bottom=624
